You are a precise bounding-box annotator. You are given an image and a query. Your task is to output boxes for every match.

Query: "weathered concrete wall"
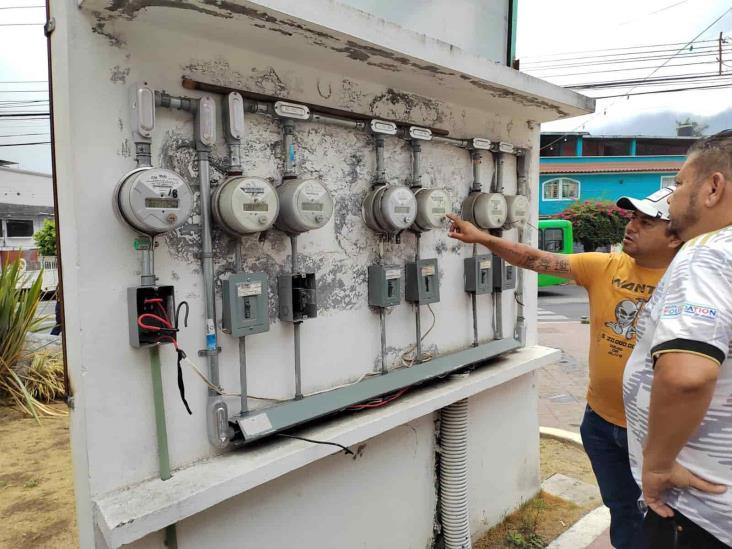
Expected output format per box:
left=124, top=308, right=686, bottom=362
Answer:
left=49, top=2, right=583, bottom=547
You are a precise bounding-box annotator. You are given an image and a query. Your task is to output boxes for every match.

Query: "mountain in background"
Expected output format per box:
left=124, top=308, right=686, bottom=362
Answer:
left=591, top=106, right=732, bottom=136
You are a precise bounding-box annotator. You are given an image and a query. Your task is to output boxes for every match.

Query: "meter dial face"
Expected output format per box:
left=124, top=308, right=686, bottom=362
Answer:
left=375, top=186, right=417, bottom=232
left=505, top=195, right=530, bottom=228
left=214, top=176, right=279, bottom=235
left=414, top=188, right=449, bottom=232
left=275, top=178, right=334, bottom=234
left=116, top=167, right=193, bottom=235
left=474, top=192, right=508, bottom=229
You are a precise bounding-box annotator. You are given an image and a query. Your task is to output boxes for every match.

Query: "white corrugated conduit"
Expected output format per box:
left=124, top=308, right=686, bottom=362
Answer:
left=439, top=398, right=472, bottom=549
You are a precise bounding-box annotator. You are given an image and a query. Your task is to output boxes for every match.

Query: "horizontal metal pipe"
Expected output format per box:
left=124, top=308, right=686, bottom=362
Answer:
left=432, top=135, right=470, bottom=148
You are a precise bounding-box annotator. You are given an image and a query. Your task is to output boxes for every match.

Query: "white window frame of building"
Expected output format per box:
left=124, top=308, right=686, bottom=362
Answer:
left=543, top=177, right=580, bottom=201
left=660, top=175, right=676, bottom=189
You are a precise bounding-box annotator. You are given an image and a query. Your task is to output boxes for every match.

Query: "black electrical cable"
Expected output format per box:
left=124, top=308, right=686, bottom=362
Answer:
left=276, top=433, right=354, bottom=455
left=175, top=348, right=193, bottom=415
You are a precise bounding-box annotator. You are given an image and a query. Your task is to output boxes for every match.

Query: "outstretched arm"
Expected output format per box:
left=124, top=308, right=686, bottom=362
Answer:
left=446, top=213, right=574, bottom=279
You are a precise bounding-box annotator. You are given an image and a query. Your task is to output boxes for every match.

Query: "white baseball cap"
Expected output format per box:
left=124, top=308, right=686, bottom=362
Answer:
left=616, top=185, right=675, bottom=222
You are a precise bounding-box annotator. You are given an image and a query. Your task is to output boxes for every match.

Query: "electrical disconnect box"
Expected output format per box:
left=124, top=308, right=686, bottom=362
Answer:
left=464, top=254, right=493, bottom=295
left=127, top=285, right=176, bottom=348
left=368, top=264, right=402, bottom=308
left=222, top=272, right=269, bottom=337
left=278, top=273, right=317, bottom=322
left=405, top=259, right=440, bottom=305
left=493, top=256, right=517, bottom=291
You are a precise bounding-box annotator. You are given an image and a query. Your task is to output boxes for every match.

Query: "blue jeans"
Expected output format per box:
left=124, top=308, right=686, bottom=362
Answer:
left=581, top=405, right=643, bottom=549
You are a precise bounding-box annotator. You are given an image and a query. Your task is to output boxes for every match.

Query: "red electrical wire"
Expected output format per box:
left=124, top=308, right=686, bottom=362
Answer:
left=348, top=388, right=409, bottom=410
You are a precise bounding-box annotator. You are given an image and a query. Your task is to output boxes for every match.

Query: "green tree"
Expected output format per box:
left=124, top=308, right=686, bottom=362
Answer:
left=555, top=200, right=630, bottom=251
left=33, top=219, right=56, bottom=257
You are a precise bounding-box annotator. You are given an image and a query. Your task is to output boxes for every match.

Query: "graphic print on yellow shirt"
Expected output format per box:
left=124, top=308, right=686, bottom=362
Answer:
left=568, top=252, right=666, bottom=427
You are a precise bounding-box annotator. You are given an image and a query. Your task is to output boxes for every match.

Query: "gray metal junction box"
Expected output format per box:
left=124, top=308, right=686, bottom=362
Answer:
left=493, top=256, right=516, bottom=291
left=405, top=258, right=440, bottom=305
left=222, top=272, right=270, bottom=337
left=368, top=264, right=402, bottom=308
left=464, top=254, right=493, bottom=295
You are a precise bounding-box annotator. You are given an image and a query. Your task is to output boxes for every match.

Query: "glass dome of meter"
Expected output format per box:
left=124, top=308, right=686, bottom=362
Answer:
left=461, top=191, right=507, bottom=229
left=275, top=177, right=334, bottom=234
left=213, top=176, right=279, bottom=235
left=116, top=167, right=194, bottom=235
left=413, top=188, right=450, bottom=232
left=362, top=185, right=418, bottom=233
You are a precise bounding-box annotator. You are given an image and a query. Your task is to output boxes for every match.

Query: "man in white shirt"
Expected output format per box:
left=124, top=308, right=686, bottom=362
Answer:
left=624, top=130, right=732, bottom=547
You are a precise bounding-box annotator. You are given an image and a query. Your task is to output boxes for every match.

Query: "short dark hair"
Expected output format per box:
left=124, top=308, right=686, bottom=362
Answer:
left=687, top=129, right=732, bottom=181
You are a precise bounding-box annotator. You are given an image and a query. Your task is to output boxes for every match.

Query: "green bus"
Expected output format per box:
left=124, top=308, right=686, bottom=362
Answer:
left=537, top=219, right=573, bottom=287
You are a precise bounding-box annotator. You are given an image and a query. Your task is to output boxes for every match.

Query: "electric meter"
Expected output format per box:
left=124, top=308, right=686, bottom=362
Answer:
left=413, top=188, right=449, bottom=232
left=115, top=167, right=194, bottom=235
left=363, top=185, right=418, bottom=234
left=505, top=195, right=530, bottom=228
left=461, top=192, right=507, bottom=230
left=213, top=176, right=279, bottom=235
left=275, top=178, right=334, bottom=234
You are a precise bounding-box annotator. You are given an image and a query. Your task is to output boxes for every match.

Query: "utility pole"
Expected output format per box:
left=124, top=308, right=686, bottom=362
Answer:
left=719, top=32, right=723, bottom=76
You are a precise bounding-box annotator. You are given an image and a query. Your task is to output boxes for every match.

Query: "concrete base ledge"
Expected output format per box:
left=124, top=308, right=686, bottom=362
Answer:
left=540, top=426, right=583, bottom=448
left=94, top=345, right=559, bottom=548
left=547, top=506, right=610, bottom=548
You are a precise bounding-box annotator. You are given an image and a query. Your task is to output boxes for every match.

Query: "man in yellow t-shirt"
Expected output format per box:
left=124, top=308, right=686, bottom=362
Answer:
left=446, top=187, right=682, bottom=549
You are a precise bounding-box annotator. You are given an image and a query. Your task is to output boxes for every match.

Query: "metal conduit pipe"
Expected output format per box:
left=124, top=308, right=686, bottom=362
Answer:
left=440, top=398, right=472, bottom=549
left=492, top=152, right=505, bottom=340
left=374, top=134, right=387, bottom=186
left=156, top=91, right=231, bottom=448
left=290, top=234, right=304, bottom=399
left=410, top=139, right=422, bottom=188
left=469, top=149, right=482, bottom=346
left=282, top=119, right=296, bottom=179
left=414, top=232, right=422, bottom=362
left=432, top=135, right=471, bottom=148
left=514, top=150, right=530, bottom=346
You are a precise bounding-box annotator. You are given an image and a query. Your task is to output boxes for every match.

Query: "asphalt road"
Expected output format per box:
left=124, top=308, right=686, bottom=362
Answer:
left=537, top=283, right=589, bottom=323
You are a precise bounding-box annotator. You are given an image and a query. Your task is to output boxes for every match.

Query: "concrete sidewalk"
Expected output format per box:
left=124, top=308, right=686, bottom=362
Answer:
left=538, top=321, right=612, bottom=549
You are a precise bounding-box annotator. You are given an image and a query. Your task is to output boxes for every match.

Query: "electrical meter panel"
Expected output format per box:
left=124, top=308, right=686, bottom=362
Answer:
left=213, top=176, right=279, bottom=235
left=493, top=256, right=516, bottom=291
left=275, top=178, right=334, bottom=234
left=127, top=285, right=175, bottom=348
left=461, top=192, right=507, bottom=230
left=115, top=167, right=194, bottom=235
left=413, top=188, right=449, bottom=232
left=505, top=195, right=530, bottom=228
left=405, top=259, right=440, bottom=305
left=363, top=185, right=418, bottom=234
left=222, top=272, right=269, bottom=337
left=278, top=273, right=317, bottom=322
left=464, top=254, right=493, bottom=295
left=368, top=264, right=402, bottom=308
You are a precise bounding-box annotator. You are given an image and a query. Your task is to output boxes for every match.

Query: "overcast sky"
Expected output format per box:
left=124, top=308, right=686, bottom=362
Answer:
left=517, top=0, right=732, bottom=133
left=0, top=0, right=730, bottom=173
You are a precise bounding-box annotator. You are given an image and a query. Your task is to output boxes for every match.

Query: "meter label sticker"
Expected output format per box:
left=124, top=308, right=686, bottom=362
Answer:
left=421, top=265, right=435, bottom=277
left=237, top=282, right=262, bottom=297
left=479, top=260, right=492, bottom=269
left=385, top=268, right=401, bottom=280
left=302, top=184, right=325, bottom=200
left=241, top=183, right=265, bottom=195
left=240, top=413, right=273, bottom=436
left=206, top=318, right=215, bottom=335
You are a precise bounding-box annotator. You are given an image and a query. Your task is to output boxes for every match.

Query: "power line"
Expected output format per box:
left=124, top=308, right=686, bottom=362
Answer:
left=625, top=7, right=732, bottom=97
left=535, top=58, right=729, bottom=79
left=567, top=72, right=732, bottom=90
left=0, top=5, right=45, bottom=9
left=0, top=90, right=49, bottom=94
left=0, top=142, right=50, bottom=147
left=525, top=47, right=729, bottom=71
left=523, top=44, right=723, bottom=67
left=0, top=23, right=44, bottom=26
left=594, top=82, right=732, bottom=98
left=0, top=80, right=48, bottom=84
left=521, top=38, right=720, bottom=60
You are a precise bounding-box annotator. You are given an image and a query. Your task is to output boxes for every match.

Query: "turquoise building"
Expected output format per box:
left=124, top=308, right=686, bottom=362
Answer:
left=538, top=132, right=695, bottom=217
